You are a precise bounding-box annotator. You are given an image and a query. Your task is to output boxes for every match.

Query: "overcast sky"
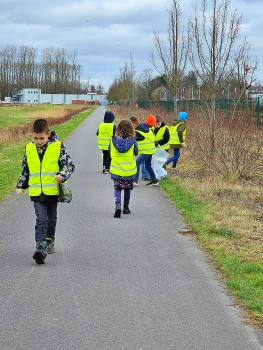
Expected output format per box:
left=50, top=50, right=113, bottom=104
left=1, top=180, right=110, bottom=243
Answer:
left=0, top=0, right=262, bottom=91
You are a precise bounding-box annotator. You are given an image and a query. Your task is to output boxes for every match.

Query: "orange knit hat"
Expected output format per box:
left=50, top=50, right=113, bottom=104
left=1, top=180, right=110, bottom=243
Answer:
left=146, top=114, right=156, bottom=126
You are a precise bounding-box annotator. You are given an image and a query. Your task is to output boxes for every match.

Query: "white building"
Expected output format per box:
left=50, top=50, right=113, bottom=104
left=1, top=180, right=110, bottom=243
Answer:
left=16, top=88, right=108, bottom=104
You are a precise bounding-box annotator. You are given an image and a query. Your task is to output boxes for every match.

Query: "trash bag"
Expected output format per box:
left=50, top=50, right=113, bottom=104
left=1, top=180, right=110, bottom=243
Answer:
left=151, top=148, right=168, bottom=180
left=58, top=182, right=72, bottom=203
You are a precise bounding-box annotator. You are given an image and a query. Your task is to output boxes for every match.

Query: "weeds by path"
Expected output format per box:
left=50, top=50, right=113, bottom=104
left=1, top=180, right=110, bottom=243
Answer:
left=0, top=105, right=88, bottom=145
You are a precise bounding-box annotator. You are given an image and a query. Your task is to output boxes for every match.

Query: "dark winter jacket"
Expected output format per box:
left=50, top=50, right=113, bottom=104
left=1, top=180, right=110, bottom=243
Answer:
left=134, top=123, right=152, bottom=141
left=110, top=135, right=138, bottom=181
left=16, top=131, right=75, bottom=202
left=153, top=121, right=170, bottom=148
left=104, top=111, right=115, bottom=123
left=96, top=110, right=116, bottom=136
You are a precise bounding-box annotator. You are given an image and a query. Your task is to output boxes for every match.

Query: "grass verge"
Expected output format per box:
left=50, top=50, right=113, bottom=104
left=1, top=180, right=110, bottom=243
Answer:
left=0, top=106, right=96, bottom=201
left=160, top=175, right=263, bottom=327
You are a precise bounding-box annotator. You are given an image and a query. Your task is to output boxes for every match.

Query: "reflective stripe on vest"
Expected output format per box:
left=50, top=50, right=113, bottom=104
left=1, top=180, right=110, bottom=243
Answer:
left=169, top=123, right=186, bottom=145
left=26, top=142, right=61, bottom=196
left=155, top=125, right=170, bottom=149
left=97, top=123, right=114, bottom=150
left=136, top=129, right=155, bottom=155
left=110, top=140, right=137, bottom=176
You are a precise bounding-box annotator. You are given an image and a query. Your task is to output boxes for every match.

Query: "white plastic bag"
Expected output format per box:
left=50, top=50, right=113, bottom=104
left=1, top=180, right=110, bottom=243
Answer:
left=151, top=148, right=168, bottom=180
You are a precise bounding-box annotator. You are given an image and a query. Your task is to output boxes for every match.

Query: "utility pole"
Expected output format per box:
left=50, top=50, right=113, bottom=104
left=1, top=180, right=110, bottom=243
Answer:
left=244, top=64, right=257, bottom=99
left=227, top=84, right=231, bottom=100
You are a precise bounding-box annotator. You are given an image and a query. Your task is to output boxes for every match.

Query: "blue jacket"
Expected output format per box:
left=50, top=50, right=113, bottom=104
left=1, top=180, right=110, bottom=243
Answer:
left=135, top=123, right=151, bottom=141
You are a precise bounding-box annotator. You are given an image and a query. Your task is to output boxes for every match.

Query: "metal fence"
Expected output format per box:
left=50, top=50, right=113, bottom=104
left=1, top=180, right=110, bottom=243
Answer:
left=137, top=98, right=263, bottom=123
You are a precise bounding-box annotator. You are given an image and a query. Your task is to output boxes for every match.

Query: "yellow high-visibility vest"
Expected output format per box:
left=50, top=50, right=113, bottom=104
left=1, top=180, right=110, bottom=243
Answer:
left=136, top=129, right=155, bottom=155
left=110, top=139, right=137, bottom=176
left=155, top=125, right=170, bottom=149
left=97, top=123, right=114, bottom=150
left=169, top=123, right=186, bottom=145
left=26, top=142, right=61, bottom=196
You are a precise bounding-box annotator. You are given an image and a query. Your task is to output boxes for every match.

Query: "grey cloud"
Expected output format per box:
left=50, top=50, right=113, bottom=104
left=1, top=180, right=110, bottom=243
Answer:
left=0, top=0, right=262, bottom=88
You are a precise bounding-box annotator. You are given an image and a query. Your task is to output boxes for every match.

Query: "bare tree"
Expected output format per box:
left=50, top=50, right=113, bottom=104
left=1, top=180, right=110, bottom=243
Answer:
left=231, top=39, right=258, bottom=99
left=188, top=0, right=249, bottom=153
left=0, top=43, right=102, bottom=98
left=149, top=0, right=188, bottom=117
left=138, top=68, right=153, bottom=101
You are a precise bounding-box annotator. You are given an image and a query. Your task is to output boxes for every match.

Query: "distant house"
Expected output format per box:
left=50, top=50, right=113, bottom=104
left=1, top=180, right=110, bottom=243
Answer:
left=248, top=86, right=263, bottom=99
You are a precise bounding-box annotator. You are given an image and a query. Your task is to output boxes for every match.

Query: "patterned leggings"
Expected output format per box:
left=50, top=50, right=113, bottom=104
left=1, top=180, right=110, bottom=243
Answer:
left=114, top=187, right=131, bottom=206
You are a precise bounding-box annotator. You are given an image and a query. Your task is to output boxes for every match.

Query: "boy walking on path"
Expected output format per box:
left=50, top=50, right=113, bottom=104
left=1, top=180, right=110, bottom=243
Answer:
left=96, top=110, right=116, bottom=174
left=130, top=114, right=158, bottom=186
left=109, top=119, right=138, bottom=218
left=16, top=119, right=75, bottom=264
left=165, top=111, right=188, bottom=173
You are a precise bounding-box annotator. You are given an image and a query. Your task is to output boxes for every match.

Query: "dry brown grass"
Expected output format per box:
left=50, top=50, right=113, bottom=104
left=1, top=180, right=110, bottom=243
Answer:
left=174, top=147, right=263, bottom=263
left=0, top=107, right=88, bottom=146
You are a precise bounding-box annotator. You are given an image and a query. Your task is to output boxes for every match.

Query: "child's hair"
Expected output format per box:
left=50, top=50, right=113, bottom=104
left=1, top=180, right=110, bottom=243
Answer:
left=155, top=115, right=162, bottom=123
left=115, top=119, right=135, bottom=138
left=129, top=115, right=139, bottom=126
left=33, top=119, right=50, bottom=134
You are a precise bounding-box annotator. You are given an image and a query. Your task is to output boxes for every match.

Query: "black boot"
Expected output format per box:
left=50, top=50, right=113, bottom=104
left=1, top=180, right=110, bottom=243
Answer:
left=33, top=240, right=47, bottom=264
left=123, top=205, right=131, bottom=214
left=114, top=203, right=122, bottom=218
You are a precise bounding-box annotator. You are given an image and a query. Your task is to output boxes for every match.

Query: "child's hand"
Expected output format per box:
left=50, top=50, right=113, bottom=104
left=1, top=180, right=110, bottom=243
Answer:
left=16, top=188, right=26, bottom=195
left=181, top=142, right=186, bottom=148
left=54, top=174, right=63, bottom=183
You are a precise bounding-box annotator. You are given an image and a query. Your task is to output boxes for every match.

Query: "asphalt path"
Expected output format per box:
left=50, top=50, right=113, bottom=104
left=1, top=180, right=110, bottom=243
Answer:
left=1, top=106, right=263, bottom=350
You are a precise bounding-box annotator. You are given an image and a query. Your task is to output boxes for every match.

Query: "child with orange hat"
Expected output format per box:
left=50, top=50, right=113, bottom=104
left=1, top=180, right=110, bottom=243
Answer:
left=132, top=114, right=158, bottom=186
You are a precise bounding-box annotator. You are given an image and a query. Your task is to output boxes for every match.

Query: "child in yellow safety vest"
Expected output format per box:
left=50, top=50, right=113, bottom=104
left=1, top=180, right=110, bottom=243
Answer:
left=154, top=115, right=170, bottom=151
left=96, top=110, right=116, bottom=174
left=109, top=119, right=138, bottom=218
left=131, top=114, right=158, bottom=186
left=164, top=111, right=188, bottom=173
left=16, top=118, right=75, bottom=264
left=142, top=115, right=170, bottom=179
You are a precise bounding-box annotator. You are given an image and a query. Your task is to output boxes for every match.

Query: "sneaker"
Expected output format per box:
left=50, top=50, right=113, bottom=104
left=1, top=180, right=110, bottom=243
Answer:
left=146, top=181, right=159, bottom=186
left=33, top=241, right=47, bottom=264
left=46, top=238, right=55, bottom=254
left=114, top=203, right=122, bottom=218
left=104, top=169, right=110, bottom=174
left=123, top=205, right=131, bottom=214
left=171, top=168, right=179, bottom=174
left=133, top=182, right=138, bottom=186
left=102, top=166, right=106, bottom=173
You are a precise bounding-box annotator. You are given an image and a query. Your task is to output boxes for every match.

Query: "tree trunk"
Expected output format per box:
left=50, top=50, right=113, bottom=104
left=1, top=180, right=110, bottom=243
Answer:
left=211, top=92, right=216, bottom=157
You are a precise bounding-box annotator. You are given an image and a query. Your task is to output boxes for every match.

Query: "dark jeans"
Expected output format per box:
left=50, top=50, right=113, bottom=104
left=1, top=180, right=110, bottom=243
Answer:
left=33, top=201, right=58, bottom=242
left=142, top=162, right=150, bottom=179
left=167, top=148, right=180, bottom=168
left=135, top=154, right=157, bottom=182
left=102, top=150, right=111, bottom=170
